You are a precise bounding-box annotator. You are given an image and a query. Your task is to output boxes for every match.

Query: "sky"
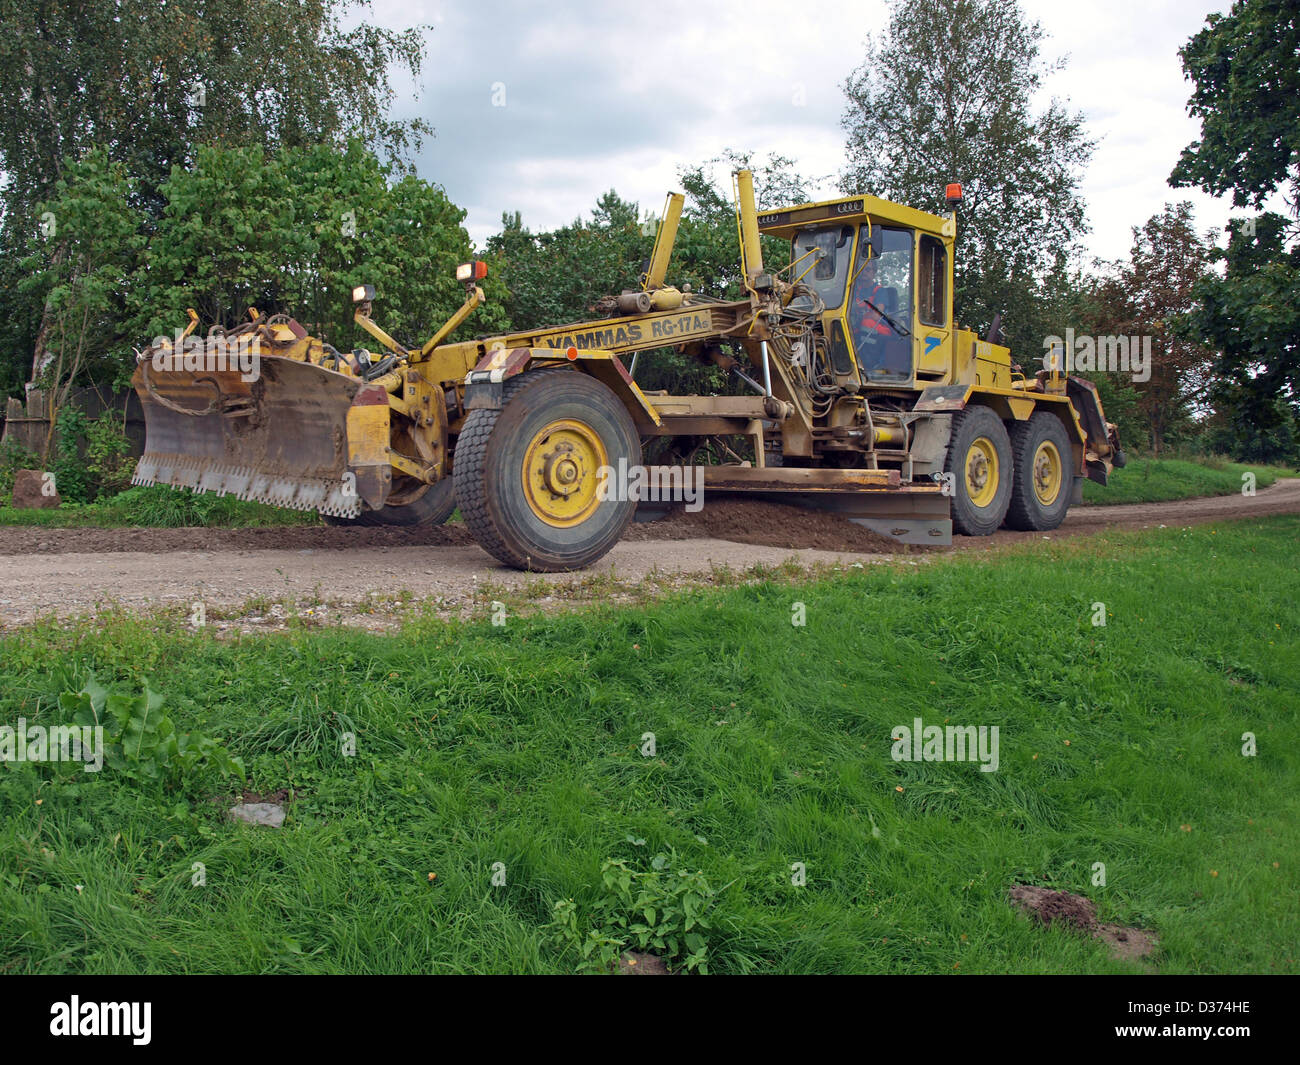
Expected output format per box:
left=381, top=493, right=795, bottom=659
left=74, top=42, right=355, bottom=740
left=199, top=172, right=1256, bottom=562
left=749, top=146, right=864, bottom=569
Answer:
left=370, top=0, right=1255, bottom=264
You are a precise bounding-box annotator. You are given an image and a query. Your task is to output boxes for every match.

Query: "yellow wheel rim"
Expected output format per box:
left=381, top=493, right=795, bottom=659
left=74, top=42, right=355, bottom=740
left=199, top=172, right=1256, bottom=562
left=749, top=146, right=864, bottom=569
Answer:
left=521, top=418, right=608, bottom=528
left=1032, top=439, right=1063, bottom=506
left=964, top=437, right=1000, bottom=509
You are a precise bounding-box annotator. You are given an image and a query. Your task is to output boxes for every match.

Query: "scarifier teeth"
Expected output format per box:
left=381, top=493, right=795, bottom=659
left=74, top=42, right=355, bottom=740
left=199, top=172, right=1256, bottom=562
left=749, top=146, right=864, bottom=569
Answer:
left=132, top=452, right=362, bottom=518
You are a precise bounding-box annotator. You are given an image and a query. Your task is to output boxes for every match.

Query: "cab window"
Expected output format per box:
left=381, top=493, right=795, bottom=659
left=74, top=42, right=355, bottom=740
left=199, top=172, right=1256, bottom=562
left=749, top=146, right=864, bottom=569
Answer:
left=790, top=226, right=855, bottom=311
left=918, top=235, right=946, bottom=326
left=849, top=226, right=913, bottom=382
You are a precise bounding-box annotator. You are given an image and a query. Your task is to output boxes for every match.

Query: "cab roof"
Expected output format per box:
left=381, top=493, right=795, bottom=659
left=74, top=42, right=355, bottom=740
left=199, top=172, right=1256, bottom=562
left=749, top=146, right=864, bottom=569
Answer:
left=757, top=193, right=949, bottom=240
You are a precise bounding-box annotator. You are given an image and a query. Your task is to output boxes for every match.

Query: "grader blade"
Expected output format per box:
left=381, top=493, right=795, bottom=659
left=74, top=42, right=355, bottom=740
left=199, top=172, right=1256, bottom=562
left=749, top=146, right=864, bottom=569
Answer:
left=646, top=466, right=954, bottom=545
left=130, top=356, right=367, bottom=518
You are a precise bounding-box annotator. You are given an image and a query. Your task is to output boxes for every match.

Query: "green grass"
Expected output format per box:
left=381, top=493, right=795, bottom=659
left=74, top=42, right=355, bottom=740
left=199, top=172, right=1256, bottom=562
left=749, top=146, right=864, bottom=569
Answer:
left=1, top=518, right=1297, bottom=974
left=1082, top=457, right=1297, bottom=505
left=0, top=485, right=318, bottom=527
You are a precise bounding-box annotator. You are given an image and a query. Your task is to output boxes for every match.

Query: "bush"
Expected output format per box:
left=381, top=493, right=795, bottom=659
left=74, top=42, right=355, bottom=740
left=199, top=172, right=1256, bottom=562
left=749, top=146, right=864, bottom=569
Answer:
left=59, top=675, right=244, bottom=789
left=24, top=404, right=139, bottom=504
left=548, top=850, right=718, bottom=973
left=0, top=436, right=38, bottom=502
left=51, top=405, right=93, bottom=503
left=85, top=413, right=136, bottom=496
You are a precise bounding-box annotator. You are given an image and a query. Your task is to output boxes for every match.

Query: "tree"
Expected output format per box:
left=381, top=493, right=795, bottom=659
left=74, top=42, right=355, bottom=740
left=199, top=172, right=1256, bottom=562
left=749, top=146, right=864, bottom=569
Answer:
left=1182, top=213, right=1300, bottom=463
left=673, top=150, right=815, bottom=300
left=18, top=149, right=143, bottom=460
left=1124, top=204, right=1215, bottom=453
left=0, top=0, right=432, bottom=394
left=1169, top=0, right=1300, bottom=462
left=485, top=151, right=816, bottom=397
left=840, top=0, right=1094, bottom=361
left=486, top=191, right=649, bottom=331
left=26, top=141, right=506, bottom=426
left=0, top=0, right=429, bottom=218
left=1169, top=0, right=1300, bottom=213
left=136, top=141, right=509, bottom=349
left=1047, top=206, right=1215, bottom=456
left=1040, top=263, right=1135, bottom=447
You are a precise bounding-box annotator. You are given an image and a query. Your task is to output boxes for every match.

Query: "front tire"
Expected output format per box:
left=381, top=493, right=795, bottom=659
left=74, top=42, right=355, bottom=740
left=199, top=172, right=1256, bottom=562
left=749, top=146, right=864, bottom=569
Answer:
left=454, top=367, right=641, bottom=571
left=944, top=406, right=1013, bottom=536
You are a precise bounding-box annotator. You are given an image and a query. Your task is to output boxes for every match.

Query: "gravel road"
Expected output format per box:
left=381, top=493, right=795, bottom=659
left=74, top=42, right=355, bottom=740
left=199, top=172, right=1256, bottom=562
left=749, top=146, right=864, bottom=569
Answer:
left=1, top=479, right=1295, bottom=628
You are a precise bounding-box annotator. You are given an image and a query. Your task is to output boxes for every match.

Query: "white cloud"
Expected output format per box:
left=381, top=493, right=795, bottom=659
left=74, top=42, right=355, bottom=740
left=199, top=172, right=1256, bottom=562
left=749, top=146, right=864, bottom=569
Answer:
left=371, top=0, right=1273, bottom=262
left=1026, top=0, right=1264, bottom=261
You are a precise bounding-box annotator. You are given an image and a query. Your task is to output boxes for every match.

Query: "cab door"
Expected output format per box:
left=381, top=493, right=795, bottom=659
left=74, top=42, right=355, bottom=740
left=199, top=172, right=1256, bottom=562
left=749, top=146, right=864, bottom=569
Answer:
left=914, top=232, right=953, bottom=379
left=847, top=226, right=914, bottom=384
left=790, top=224, right=861, bottom=388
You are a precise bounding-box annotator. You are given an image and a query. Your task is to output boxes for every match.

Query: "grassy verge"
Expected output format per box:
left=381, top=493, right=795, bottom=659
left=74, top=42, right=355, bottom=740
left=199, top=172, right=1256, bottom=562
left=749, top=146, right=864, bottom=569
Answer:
left=1082, top=457, right=1297, bottom=505
left=0, top=485, right=318, bottom=528
left=1, top=517, right=1296, bottom=974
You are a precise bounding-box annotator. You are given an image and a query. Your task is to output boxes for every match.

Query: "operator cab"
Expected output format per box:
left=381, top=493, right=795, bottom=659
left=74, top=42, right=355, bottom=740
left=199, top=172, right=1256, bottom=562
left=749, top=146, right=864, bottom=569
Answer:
left=759, top=194, right=955, bottom=389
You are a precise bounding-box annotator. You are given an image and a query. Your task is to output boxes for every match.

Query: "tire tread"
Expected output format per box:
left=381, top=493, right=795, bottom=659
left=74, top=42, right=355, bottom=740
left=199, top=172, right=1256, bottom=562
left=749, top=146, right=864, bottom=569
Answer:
left=454, top=367, right=582, bottom=569
left=942, top=406, right=1012, bottom=536
left=1004, top=411, right=1072, bottom=532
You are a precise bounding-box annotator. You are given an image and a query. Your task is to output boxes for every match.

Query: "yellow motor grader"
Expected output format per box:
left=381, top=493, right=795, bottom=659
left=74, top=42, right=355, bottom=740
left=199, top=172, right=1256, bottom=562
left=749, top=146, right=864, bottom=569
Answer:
left=131, top=171, right=1123, bottom=570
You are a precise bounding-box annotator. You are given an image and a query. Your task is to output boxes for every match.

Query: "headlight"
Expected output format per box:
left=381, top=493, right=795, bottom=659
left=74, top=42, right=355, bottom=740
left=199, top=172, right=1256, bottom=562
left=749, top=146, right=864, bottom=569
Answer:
left=352, top=284, right=375, bottom=303
left=456, top=261, right=488, bottom=282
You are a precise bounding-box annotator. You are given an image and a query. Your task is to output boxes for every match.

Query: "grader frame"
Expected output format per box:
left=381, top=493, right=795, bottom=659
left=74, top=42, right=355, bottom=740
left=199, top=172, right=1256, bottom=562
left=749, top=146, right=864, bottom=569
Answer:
left=131, top=170, right=1122, bottom=570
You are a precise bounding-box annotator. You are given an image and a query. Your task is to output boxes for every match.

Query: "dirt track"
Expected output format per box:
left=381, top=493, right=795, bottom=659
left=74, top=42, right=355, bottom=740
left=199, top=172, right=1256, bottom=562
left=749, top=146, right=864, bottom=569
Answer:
left=0, top=479, right=1296, bottom=627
